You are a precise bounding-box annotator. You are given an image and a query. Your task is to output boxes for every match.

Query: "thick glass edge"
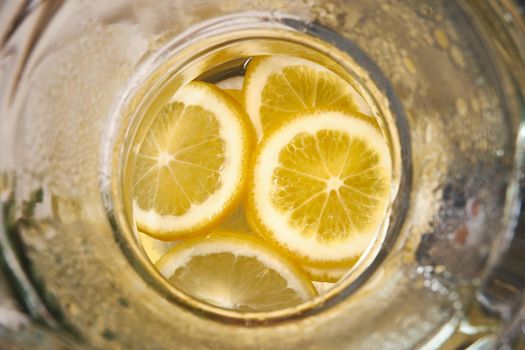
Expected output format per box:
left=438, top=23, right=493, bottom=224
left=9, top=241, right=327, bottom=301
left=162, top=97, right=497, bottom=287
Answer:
left=100, top=11, right=411, bottom=324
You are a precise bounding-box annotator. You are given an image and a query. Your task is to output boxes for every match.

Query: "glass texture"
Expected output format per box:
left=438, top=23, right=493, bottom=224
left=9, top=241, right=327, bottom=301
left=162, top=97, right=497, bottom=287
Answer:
left=0, top=0, right=524, bottom=349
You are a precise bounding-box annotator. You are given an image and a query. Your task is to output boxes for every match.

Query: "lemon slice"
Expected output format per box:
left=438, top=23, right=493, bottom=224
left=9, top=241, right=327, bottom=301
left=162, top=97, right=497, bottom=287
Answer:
left=156, top=232, right=317, bottom=312
left=244, top=55, right=373, bottom=137
left=247, top=111, right=391, bottom=267
left=133, top=81, right=253, bottom=240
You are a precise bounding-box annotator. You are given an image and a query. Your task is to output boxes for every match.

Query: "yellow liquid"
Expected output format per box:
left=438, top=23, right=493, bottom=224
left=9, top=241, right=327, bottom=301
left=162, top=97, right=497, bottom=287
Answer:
left=123, top=33, right=400, bottom=312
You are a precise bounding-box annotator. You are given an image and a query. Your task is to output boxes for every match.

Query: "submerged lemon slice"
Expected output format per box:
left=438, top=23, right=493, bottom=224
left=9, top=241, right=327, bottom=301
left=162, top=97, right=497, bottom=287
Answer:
left=244, top=55, right=373, bottom=137
left=247, top=111, right=391, bottom=267
left=156, top=232, right=317, bottom=312
left=133, top=81, right=253, bottom=240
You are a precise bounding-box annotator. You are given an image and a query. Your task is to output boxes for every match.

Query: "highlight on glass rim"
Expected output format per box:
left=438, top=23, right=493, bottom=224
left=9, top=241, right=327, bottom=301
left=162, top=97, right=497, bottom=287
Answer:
left=1, top=1, right=525, bottom=349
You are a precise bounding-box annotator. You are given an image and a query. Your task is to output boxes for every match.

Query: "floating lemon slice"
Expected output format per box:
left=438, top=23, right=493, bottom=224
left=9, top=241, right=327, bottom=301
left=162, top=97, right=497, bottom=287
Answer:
left=156, top=232, right=317, bottom=312
left=247, top=111, right=391, bottom=267
left=133, top=81, right=253, bottom=240
left=244, top=55, right=373, bottom=137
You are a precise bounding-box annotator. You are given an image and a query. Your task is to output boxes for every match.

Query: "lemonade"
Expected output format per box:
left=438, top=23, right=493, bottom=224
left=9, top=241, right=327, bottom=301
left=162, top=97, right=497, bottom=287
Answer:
left=131, top=54, right=392, bottom=312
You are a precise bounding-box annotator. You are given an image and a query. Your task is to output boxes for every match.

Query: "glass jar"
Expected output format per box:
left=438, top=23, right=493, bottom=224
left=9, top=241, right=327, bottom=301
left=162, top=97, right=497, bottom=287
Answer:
left=1, top=0, right=524, bottom=349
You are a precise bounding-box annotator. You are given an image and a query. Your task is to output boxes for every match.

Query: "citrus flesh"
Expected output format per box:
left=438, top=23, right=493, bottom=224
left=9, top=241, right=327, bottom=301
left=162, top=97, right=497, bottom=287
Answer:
left=156, top=232, right=317, bottom=312
left=247, top=111, right=391, bottom=267
left=133, top=81, right=253, bottom=240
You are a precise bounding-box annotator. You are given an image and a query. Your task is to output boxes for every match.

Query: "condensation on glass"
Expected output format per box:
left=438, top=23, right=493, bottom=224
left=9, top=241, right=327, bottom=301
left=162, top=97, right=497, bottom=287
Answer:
left=0, top=0, right=524, bottom=349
